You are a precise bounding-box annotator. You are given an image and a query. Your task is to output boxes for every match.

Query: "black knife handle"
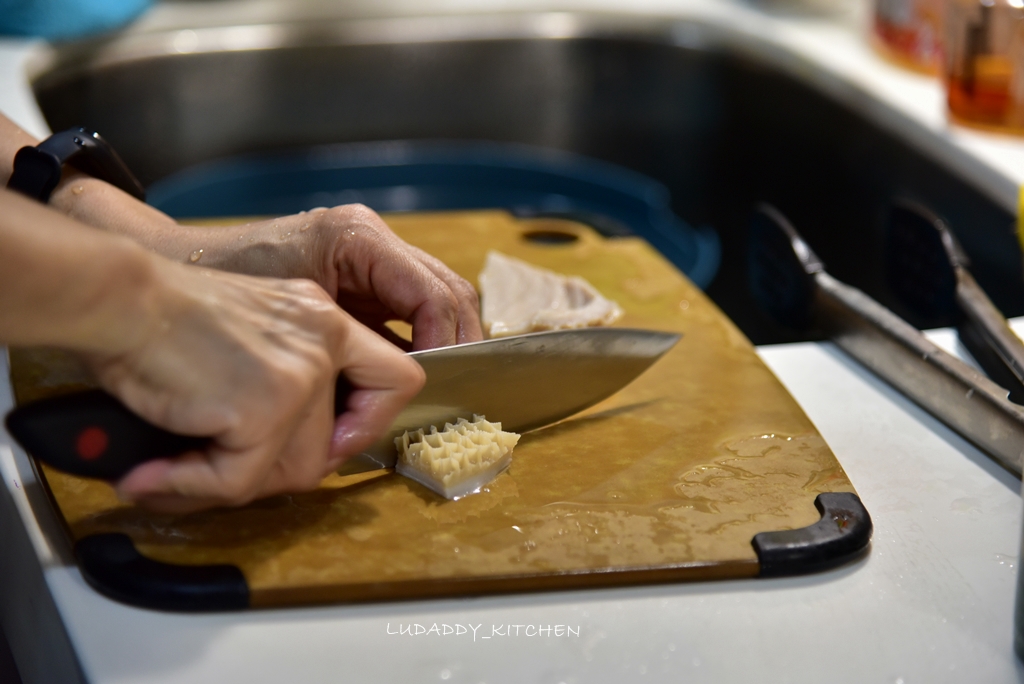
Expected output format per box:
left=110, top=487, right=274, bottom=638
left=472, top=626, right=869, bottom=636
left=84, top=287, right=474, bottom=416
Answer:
left=6, top=378, right=355, bottom=481
left=5, top=390, right=209, bottom=480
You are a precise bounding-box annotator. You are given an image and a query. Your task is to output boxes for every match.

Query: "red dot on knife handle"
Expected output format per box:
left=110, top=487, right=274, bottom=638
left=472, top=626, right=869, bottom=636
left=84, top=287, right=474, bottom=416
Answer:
left=76, top=426, right=109, bottom=461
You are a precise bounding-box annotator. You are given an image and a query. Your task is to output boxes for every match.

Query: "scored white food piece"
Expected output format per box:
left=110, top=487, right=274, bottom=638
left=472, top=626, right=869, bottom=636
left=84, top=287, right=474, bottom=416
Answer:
left=395, top=415, right=521, bottom=500
left=478, top=250, right=623, bottom=338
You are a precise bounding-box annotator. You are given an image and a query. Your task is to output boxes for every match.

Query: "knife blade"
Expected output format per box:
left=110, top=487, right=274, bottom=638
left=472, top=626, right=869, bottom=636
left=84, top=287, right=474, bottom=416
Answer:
left=5, top=328, right=680, bottom=481
left=341, top=327, right=681, bottom=474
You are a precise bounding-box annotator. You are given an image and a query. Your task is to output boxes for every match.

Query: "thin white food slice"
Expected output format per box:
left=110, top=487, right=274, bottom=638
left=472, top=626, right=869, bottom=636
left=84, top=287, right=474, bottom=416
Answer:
left=478, top=250, right=623, bottom=338
left=395, top=415, right=520, bottom=500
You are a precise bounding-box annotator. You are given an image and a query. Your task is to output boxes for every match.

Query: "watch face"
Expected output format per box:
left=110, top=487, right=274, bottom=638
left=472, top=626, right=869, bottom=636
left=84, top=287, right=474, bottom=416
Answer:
left=8, top=146, right=64, bottom=201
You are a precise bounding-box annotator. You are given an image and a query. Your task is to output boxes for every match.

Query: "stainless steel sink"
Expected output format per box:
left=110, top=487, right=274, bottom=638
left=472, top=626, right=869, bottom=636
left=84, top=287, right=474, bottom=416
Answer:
left=28, top=13, right=1023, bottom=344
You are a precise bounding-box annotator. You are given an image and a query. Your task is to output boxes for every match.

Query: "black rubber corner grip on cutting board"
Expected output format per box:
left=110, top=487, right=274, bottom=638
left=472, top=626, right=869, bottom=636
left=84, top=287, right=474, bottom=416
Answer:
left=752, top=492, right=872, bottom=577
left=75, top=534, right=249, bottom=611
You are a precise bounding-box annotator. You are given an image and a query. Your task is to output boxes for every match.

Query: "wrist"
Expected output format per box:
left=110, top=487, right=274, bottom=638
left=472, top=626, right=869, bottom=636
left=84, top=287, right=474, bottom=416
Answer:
left=4, top=124, right=186, bottom=260
left=188, top=214, right=331, bottom=284
left=49, top=170, right=180, bottom=244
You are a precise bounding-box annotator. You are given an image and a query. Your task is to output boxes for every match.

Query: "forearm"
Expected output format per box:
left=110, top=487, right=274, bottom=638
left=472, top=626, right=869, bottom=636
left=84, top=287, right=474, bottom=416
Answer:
left=0, top=111, right=321, bottom=274
left=0, top=110, right=202, bottom=259
left=0, top=188, right=157, bottom=354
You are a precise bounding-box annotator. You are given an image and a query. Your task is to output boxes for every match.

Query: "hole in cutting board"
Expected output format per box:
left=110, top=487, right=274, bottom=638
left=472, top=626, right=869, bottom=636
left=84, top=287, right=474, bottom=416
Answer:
left=521, top=229, right=580, bottom=245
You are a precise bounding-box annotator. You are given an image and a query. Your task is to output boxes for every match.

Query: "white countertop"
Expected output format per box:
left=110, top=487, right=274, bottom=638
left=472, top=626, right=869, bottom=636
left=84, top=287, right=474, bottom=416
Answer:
left=5, top=333, right=1023, bottom=683
left=4, top=1, right=1024, bottom=683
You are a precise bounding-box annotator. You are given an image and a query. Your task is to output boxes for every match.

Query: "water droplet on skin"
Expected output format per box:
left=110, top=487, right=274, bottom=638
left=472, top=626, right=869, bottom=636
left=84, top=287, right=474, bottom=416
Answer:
left=190, top=249, right=204, bottom=262
left=279, top=232, right=292, bottom=240
left=71, top=185, right=84, bottom=195
left=300, top=222, right=311, bottom=232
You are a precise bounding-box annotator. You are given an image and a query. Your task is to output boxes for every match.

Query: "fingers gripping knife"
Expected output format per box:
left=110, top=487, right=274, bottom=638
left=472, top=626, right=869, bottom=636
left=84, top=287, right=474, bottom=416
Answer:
left=748, top=204, right=1024, bottom=476
left=4, top=328, right=680, bottom=480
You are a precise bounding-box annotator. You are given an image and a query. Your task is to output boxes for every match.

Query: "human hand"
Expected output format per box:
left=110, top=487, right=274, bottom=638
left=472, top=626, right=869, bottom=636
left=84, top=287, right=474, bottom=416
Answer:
left=0, top=187, right=425, bottom=513
left=88, top=261, right=424, bottom=514
left=191, top=205, right=484, bottom=351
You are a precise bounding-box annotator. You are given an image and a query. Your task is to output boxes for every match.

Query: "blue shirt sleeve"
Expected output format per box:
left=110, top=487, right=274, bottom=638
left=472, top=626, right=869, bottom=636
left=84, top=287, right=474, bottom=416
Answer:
left=0, top=0, right=153, bottom=40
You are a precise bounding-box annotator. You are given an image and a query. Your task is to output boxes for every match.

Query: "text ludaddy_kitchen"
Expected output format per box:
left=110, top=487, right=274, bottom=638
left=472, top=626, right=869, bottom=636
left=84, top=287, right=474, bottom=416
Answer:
left=387, top=623, right=580, bottom=641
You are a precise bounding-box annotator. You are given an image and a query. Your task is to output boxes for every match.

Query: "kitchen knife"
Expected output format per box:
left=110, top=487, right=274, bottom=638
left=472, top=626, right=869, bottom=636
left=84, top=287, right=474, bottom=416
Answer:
left=5, top=327, right=680, bottom=480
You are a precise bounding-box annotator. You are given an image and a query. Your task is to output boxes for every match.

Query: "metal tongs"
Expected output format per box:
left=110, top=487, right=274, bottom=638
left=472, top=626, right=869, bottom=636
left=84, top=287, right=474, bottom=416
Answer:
left=885, top=200, right=1024, bottom=404
left=748, top=203, right=1024, bottom=476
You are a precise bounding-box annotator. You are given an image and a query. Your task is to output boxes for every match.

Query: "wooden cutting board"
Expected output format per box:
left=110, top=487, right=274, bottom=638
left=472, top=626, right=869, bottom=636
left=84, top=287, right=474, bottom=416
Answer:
left=9, top=210, right=863, bottom=610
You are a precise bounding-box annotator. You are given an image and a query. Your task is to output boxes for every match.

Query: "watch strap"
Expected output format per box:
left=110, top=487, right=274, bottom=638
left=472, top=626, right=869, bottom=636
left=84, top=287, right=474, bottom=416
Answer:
left=7, top=127, right=145, bottom=203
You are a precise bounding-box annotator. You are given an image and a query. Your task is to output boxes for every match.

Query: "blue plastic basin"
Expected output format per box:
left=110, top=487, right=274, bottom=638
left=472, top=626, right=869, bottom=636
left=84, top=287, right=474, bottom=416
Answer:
left=147, top=141, right=720, bottom=288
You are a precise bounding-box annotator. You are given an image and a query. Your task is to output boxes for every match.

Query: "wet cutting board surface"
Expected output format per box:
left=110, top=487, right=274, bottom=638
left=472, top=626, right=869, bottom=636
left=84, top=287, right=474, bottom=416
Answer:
left=10, top=211, right=857, bottom=608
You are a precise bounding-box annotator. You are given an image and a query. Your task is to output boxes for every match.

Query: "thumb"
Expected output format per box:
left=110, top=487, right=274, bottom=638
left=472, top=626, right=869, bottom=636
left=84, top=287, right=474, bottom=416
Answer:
left=329, top=322, right=425, bottom=463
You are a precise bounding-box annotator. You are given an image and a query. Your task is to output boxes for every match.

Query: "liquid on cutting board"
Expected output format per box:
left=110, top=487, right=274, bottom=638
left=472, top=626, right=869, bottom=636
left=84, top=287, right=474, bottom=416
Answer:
left=10, top=211, right=856, bottom=606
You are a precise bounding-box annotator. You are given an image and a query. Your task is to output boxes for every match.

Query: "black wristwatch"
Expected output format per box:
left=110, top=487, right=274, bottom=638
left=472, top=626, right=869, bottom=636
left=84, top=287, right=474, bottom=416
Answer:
left=6, top=127, right=145, bottom=203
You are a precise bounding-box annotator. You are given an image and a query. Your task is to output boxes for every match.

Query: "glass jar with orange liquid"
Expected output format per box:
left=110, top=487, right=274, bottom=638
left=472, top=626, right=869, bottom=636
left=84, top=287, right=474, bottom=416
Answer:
left=944, top=0, right=1024, bottom=133
left=873, top=0, right=946, bottom=72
